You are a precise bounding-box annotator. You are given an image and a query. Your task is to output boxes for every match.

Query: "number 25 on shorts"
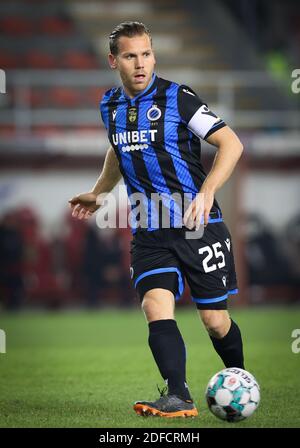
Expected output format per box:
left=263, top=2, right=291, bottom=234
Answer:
left=199, top=242, right=225, bottom=273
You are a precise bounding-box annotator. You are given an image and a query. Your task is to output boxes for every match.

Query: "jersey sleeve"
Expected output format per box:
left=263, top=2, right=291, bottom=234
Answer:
left=177, top=84, right=226, bottom=140
left=99, top=89, right=113, bottom=130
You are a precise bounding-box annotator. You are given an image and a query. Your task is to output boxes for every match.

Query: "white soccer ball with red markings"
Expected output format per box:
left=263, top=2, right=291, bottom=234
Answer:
left=205, top=368, right=260, bottom=422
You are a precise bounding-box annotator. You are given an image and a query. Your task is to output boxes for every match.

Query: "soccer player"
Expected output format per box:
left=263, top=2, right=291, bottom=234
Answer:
left=69, top=22, right=245, bottom=418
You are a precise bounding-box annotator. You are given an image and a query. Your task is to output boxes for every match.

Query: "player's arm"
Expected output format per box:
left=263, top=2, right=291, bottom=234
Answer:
left=69, top=146, right=122, bottom=220
left=177, top=85, right=243, bottom=228
left=184, top=125, right=243, bottom=229
left=199, top=125, right=243, bottom=225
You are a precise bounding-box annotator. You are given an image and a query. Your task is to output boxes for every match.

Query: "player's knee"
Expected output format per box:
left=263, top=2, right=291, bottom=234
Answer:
left=141, top=288, right=174, bottom=322
left=200, top=310, right=230, bottom=338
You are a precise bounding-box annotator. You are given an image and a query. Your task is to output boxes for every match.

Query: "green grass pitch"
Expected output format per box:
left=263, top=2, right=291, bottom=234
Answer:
left=0, top=307, right=300, bottom=428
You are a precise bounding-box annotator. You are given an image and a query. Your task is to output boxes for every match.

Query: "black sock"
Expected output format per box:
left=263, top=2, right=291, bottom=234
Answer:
left=148, top=319, right=192, bottom=401
left=210, top=319, right=245, bottom=369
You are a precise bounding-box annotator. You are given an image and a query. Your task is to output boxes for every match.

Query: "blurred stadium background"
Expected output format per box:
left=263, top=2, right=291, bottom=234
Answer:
left=0, top=0, right=299, bottom=311
left=1, top=0, right=300, bottom=430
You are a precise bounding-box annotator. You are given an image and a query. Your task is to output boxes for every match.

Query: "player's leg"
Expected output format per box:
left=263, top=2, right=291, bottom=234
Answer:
left=174, top=221, right=245, bottom=370
left=141, top=287, right=192, bottom=400
left=198, top=309, right=231, bottom=338
left=198, top=308, right=245, bottom=369
left=195, top=222, right=245, bottom=369
left=141, top=287, right=175, bottom=322
left=133, top=280, right=197, bottom=417
left=130, top=236, right=197, bottom=417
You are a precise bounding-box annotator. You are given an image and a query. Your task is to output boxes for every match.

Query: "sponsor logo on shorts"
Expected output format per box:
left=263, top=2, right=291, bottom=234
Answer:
left=225, top=238, right=231, bottom=251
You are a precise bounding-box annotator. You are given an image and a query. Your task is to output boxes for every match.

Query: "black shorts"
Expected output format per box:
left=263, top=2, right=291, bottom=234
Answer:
left=130, top=222, right=238, bottom=310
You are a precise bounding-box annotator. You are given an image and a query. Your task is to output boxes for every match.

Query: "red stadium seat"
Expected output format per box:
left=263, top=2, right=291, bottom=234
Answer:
left=85, top=87, right=107, bottom=107
left=0, top=125, right=16, bottom=135
left=32, top=125, right=61, bottom=135
left=74, top=125, right=101, bottom=132
left=28, top=88, right=48, bottom=108
left=39, top=17, right=73, bottom=35
left=25, top=50, right=57, bottom=69
left=63, top=51, right=98, bottom=69
left=0, top=17, right=33, bottom=35
left=50, top=87, right=81, bottom=107
left=0, top=52, right=22, bottom=69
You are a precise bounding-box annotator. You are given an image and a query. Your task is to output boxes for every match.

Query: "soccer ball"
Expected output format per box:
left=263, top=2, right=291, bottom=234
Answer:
left=205, top=368, right=260, bottom=422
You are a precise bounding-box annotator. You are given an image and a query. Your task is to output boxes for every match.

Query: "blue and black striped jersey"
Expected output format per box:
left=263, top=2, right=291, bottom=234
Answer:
left=100, top=73, right=226, bottom=231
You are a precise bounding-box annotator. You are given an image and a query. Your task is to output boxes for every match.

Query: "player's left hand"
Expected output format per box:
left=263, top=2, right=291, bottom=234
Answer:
left=183, top=190, right=214, bottom=229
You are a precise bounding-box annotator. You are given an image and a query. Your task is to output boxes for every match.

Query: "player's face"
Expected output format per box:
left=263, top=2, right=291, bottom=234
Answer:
left=108, top=33, right=156, bottom=98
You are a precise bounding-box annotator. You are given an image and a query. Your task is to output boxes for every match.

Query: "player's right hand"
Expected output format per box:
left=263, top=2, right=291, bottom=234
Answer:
left=68, top=192, right=99, bottom=220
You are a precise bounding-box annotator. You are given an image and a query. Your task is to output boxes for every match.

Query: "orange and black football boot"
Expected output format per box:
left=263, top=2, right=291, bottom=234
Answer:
left=133, top=386, right=198, bottom=418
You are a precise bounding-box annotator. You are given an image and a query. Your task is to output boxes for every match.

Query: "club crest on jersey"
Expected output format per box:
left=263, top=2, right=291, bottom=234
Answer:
left=128, top=107, right=137, bottom=123
left=147, top=105, right=162, bottom=122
